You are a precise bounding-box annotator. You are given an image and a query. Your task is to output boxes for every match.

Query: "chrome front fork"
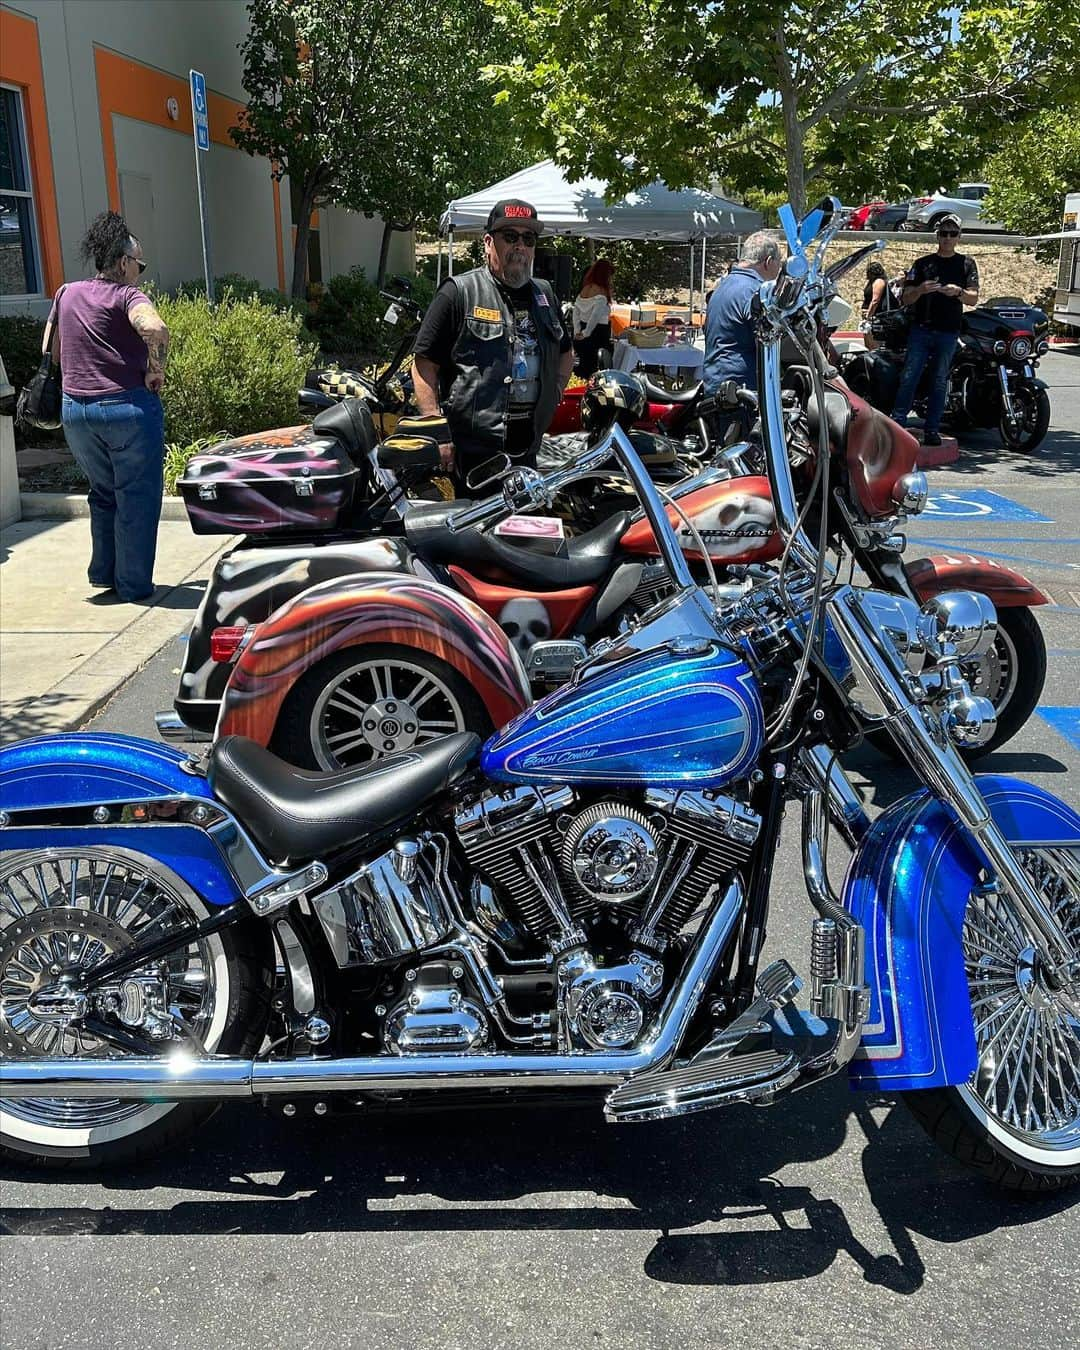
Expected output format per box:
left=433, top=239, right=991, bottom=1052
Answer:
left=825, top=589, right=1079, bottom=989
left=997, top=364, right=1018, bottom=428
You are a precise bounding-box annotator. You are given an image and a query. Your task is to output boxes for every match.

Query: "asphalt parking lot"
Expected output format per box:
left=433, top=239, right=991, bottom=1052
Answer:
left=1, top=352, right=1078, bottom=1349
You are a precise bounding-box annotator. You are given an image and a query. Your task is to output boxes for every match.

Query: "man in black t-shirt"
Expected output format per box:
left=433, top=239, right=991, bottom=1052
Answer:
left=891, top=214, right=980, bottom=446
left=413, top=199, right=574, bottom=478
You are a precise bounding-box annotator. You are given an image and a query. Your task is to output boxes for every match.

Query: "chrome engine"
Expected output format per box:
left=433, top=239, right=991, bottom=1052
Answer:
left=306, top=787, right=760, bottom=1056
left=453, top=784, right=761, bottom=1050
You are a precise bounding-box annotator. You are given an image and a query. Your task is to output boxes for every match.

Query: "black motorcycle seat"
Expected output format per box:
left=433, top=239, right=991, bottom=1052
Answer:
left=404, top=503, right=632, bottom=588
left=636, top=374, right=702, bottom=405
left=207, top=733, right=480, bottom=866
left=311, top=399, right=377, bottom=465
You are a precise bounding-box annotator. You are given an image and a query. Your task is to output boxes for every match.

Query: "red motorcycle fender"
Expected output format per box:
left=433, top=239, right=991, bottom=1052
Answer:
left=215, top=572, right=531, bottom=747
left=904, top=554, right=1049, bottom=608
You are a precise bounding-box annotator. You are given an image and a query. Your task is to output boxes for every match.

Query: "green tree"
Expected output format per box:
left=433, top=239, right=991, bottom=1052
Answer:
left=231, top=0, right=525, bottom=297
left=982, top=108, right=1080, bottom=247
left=485, top=0, right=1080, bottom=214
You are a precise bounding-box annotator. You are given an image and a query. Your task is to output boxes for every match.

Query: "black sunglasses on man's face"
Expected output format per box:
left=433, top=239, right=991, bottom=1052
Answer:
left=937, top=230, right=960, bottom=238
left=495, top=229, right=538, bottom=247
left=125, top=254, right=148, bottom=274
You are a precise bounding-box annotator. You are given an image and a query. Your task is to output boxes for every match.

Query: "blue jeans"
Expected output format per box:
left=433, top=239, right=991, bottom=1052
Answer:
left=891, top=325, right=958, bottom=436
left=62, top=386, right=164, bottom=600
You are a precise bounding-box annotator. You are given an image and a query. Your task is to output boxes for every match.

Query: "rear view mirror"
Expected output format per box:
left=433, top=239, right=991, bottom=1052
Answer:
left=466, top=454, right=512, bottom=492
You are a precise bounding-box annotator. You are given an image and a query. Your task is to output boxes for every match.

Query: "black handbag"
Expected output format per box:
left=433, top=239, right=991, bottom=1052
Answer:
left=16, top=286, right=65, bottom=431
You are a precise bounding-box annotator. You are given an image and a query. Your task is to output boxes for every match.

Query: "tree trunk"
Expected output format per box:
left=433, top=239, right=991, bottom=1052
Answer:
left=290, top=176, right=320, bottom=301
left=377, top=221, right=407, bottom=288
left=774, top=24, right=806, bottom=218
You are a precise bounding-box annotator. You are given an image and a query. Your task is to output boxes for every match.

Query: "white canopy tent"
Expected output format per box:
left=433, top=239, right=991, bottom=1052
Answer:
left=438, top=159, right=764, bottom=319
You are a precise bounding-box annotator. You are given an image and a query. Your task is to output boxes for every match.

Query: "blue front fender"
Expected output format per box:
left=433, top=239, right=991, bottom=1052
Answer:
left=0, top=733, right=241, bottom=908
left=844, top=775, right=1080, bottom=1092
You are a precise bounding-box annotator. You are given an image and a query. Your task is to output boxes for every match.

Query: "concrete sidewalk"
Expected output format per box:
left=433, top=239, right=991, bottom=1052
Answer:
left=1, top=514, right=224, bottom=742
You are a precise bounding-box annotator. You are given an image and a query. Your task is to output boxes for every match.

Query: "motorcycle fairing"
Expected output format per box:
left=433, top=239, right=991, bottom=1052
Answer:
left=215, top=573, right=531, bottom=747
left=482, top=640, right=763, bottom=789
left=0, top=734, right=241, bottom=908
left=845, top=775, right=1080, bottom=1092
left=904, top=554, right=1049, bottom=608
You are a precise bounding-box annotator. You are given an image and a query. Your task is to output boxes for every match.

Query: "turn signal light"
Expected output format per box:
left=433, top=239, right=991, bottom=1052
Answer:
left=210, top=626, right=248, bottom=662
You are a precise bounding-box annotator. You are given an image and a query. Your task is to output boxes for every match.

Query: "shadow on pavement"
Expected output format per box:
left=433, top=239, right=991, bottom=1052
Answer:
left=2, top=1084, right=1073, bottom=1292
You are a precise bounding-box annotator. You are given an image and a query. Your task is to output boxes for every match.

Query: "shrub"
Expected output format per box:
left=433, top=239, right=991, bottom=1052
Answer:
left=164, top=433, right=226, bottom=495
left=0, top=312, right=47, bottom=393
left=305, top=266, right=385, bottom=365
left=154, top=290, right=318, bottom=446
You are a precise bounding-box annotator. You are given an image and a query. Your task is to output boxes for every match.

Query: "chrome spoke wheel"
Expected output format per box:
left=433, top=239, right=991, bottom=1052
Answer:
left=308, top=656, right=467, bottom=771
left=0, top=848, right=230, bottom=1148
left=959, top=847, right=1080, bottom=1161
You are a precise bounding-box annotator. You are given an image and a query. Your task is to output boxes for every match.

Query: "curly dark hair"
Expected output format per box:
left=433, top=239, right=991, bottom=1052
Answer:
left=79, top=211, right=137, bottom=274
left=865, top=261, right=887, bottom=282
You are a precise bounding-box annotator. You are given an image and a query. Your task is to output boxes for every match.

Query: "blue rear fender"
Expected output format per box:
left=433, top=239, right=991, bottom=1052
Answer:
left=0, top=733, right=241, bottom=908
left=844, top=775, right=1080, bottom=1092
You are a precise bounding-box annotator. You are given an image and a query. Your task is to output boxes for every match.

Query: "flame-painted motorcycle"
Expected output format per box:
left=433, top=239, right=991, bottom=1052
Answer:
left=2, top=199, right=1077, bottom=1194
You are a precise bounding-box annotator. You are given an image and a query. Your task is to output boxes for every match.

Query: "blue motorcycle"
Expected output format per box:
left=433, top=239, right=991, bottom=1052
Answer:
left=2, top=200, right=1078, bottom=1190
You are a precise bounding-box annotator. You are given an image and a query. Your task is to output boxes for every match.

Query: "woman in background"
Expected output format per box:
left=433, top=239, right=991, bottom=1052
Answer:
left=860, top=260, right=890, bottom=351
left=572, top=259, right=615, bottom=377
left=49, top=210, right=169, bottom=602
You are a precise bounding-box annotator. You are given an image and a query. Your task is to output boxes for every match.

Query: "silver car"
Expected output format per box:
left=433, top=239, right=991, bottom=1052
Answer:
left=905, top=183, right=1004, bottom=232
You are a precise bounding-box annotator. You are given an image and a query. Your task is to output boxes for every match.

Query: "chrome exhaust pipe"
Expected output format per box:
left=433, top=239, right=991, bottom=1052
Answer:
left=0, top=882, right=744, bottom=1103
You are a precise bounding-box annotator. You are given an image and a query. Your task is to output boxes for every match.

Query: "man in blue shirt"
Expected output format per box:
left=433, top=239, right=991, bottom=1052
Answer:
left=703, top=231, right=784, bottom=395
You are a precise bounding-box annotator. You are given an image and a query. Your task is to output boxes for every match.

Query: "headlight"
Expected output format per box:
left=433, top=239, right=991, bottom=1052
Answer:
left=891, top=471, right=928, bottom=515
left=1008, top=335, right=1033, bottom=361
left=1036, top=340, right=1049, bottom=355
left=993, top=340, right=1008, bottom=356
left=918, top=591, right=997, bottom=659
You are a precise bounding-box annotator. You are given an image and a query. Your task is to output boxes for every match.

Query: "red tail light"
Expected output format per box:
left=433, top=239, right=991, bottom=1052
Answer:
left=210, top=625, right=248, bottom=662
left=914, top=196, right=934, bottom=205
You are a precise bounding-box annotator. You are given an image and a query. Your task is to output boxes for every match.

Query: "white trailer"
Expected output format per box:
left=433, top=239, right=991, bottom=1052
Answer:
left=1054, top=192, right=1080, bottom=332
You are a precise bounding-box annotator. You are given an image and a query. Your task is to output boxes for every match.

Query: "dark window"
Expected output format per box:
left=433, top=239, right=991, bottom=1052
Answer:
left=0, top=86, right=42, bottom=296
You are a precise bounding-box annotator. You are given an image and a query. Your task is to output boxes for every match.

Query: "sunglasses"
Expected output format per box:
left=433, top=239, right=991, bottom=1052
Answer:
left=937, top=230, right=960, bottom=238
left=125, top=254, right=147, bottom=273
left=495, top=229, right=538, bottom=247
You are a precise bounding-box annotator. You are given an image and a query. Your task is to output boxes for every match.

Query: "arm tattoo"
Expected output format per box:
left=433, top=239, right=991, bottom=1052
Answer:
left=129, top=303, right=170, bottom=373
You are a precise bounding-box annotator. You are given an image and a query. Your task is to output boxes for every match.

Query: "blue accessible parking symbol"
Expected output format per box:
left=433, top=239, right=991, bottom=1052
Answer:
left=922, top=490, right=1052, bottom=523
left=1037, top=707, right=1080, bottom=753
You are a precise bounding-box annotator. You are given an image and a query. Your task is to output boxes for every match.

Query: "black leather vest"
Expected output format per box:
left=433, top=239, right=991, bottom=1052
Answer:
left=442, top=267, right=563, bottom=461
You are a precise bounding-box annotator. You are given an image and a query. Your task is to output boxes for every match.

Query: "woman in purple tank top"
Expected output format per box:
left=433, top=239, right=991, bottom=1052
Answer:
left=46, top=211, right=170, bottom=602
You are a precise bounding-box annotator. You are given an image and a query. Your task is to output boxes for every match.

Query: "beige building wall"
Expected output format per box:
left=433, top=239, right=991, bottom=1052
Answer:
left=0, top=0, right=412, bottom=317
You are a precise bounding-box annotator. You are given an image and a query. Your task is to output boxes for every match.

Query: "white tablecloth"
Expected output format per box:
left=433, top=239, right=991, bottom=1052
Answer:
left=613, top=341, right=705, bottom=377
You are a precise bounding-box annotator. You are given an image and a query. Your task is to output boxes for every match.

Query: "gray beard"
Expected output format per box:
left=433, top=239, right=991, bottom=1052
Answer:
left=499, top=258, right=533, bottom=289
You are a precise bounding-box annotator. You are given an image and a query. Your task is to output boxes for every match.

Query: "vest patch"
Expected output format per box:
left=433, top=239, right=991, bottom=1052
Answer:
left=472, top=306, right=501, bottom=322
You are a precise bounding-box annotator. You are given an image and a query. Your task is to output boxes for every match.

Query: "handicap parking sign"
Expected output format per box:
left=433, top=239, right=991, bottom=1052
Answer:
left=922, top=490, right=1052, bottom=523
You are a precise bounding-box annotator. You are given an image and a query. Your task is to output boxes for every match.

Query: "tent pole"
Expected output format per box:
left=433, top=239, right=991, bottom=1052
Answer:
left=436, top=237, right=443, bottom=287
left=700, top=238, right=707, bottom=303
left=448, top=229, right=454, bottom=277
left=688, top=242, right=695, bottom=329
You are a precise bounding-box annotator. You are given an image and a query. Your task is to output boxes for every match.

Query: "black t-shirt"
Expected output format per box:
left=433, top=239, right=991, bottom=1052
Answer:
left=904, top=252, right=979, bottom=332
left=414, top=272, right=571, bottom=454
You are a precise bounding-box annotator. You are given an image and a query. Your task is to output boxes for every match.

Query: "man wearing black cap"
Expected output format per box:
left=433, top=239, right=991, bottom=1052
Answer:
left=413, top=199, right=574, bottom=477
left=891, top=213, right=980, bottom=446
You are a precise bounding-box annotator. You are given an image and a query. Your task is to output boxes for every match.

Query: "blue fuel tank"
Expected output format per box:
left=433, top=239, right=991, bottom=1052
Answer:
left=481, top=640, right=764, bottom=789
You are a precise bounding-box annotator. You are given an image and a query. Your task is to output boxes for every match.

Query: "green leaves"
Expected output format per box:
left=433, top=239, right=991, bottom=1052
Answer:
left=483, top=0, right=1079, bottom=213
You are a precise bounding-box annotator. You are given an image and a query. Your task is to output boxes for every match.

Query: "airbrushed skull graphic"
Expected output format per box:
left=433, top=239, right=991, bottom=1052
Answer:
left=498, top=597, right=552, bottom=657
